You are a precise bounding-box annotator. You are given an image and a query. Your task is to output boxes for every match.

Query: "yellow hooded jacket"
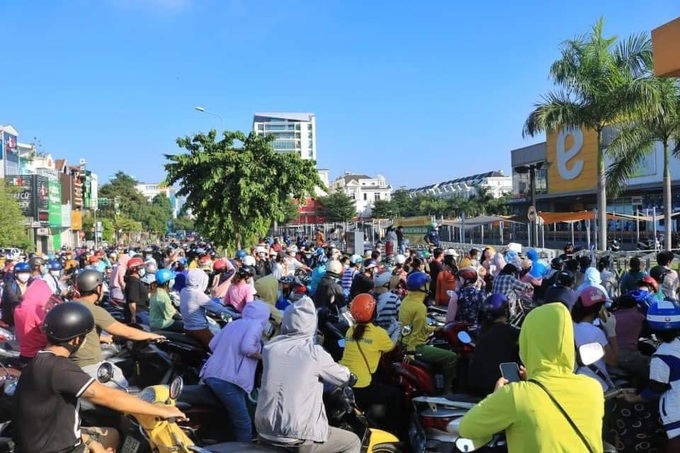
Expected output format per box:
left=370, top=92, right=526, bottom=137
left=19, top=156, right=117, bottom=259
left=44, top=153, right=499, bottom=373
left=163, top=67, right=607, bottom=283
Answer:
left=459, top=303, right=604, bottom=453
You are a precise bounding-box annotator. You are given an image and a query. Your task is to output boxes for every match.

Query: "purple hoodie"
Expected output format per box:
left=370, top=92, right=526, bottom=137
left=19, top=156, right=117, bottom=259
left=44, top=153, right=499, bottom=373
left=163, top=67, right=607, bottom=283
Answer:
left=200, top=299, right=270, bottom=392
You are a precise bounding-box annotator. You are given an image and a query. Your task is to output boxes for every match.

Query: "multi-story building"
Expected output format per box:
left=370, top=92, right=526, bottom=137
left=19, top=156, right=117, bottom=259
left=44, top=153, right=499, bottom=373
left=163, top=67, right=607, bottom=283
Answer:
left=136, top=183, right=179, bottom=218
left=252, top=113, right=317, bottom=161
left=329, top=172, right=392, bottom=217
left=408, top=171, right=512, bottom=199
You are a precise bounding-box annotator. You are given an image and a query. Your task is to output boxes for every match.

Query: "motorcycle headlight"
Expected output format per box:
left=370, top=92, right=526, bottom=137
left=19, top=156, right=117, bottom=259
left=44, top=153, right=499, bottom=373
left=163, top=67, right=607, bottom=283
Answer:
left=138, top=387, right=157, bottom=403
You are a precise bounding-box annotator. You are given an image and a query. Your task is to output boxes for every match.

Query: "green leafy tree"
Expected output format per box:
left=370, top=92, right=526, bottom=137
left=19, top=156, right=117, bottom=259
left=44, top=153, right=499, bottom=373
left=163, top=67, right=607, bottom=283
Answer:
left=523, top=18, right=656, bottom=250
left=281, top=198, right=301, bottom=225
left=318, top=192, right=356, bottom=223
left=165, top=130, right=323, bottom=249
left=607, top=78, right=680, bottom=249
left=99, top=172, right=151, bottom=221
left=0, top=181, right=29, bottom=247
left=390, top=189, right=419, bottom=217
left=172, top=216, right=195, bottom=232
left=371, top=199, right=394, bottom=219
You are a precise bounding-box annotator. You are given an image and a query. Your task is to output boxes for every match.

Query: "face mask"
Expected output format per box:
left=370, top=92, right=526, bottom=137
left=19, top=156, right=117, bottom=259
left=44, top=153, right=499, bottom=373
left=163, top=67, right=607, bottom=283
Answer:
left=16, top=273, right=29, bottom=283
left=139, top=269, right=147, bottom=277
left=344, top=264, right=350, bottom=270
left=50, top=271, right=61, bottom=278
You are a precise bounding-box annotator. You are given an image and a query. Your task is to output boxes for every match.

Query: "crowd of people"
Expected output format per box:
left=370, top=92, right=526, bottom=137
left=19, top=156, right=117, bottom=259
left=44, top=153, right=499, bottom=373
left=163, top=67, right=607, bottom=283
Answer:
left=1, top=236, right=680, bottom=452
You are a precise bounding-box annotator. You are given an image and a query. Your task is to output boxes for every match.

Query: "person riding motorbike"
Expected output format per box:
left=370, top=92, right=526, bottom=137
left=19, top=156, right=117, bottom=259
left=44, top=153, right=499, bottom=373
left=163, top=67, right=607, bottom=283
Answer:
left=1, top=261, right=30, bottom=327
left=613, top=293, right=649, bottom=384
left=459, top=303, right=604, bottom=452
left=255, top=297, right=362, bottom=452
left=180, top=269, right=233, bottom=349
left=340, top=293, right=403, bottom=437
left=491, top=264, right=533, bottom=318
left=447, top=266, right=487, bottom=325
left=571, top=286, right=617, bottom=391
left=73, top=269, right=164, bottom=386
left=124, top=257, right=150, bottom=324
left=201, top=300, right=271, bottom=443
left=210, top=258, right=236, bottom=300
left=341, top=255, right=363, bottom=297
left=45, top=259, right=69, bottom=298
left=12, top=302, right=185, bottom=453
left=314, top=259, right=346, bottom=317
left=14, top=279, right=59, bottom=365
left=467, top=294, right=521, bottom=397
left=374, top=270, right=401, bottom=329
left=435, top=250, right=458, bottom=306
left=149, top=269, right=183, bottom=333
left=224, top=266, right=256, bottom=313
left=400, top=271, right=458, bottom=394
left=349, top=259, right=378, bottom=302
left=650, top=264, right=672, bottom=301
left=28, top=256, right=46, bottom=283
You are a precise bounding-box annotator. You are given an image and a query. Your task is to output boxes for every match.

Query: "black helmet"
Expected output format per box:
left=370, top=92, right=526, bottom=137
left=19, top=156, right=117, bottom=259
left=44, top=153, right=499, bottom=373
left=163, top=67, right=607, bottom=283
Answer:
left=28, top=256, right=45, bottom=270
left=76, top=269, right=104, bottom=293
left=237, top=266, right=255, bottom=279
left=555, top=271, right=576, bottom=287
left=550, top=257, right=564, bottom=271
left=43, top=302, right=94, bottom=343
left=650, top=265, right=671, bottom=284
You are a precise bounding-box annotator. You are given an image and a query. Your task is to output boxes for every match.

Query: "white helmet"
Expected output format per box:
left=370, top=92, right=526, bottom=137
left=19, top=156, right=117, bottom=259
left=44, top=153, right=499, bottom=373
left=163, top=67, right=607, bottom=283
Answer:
left=242, top=255, right=256, bottom=267
left=327, top=259, right=343, bottom=275
left=374, top=270, right=392, bottom=288
left=255, top=246, right=266, bottom=254
left=395, top=254, right=406, bottom=265
left=444, top=249, right=459, bottom=257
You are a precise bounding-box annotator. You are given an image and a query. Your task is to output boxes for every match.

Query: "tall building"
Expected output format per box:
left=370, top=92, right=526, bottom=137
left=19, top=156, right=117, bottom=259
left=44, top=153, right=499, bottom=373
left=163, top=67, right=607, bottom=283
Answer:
left=136, top=183, right=179, bottom=218
left=253, top=113, right=317, bottom=161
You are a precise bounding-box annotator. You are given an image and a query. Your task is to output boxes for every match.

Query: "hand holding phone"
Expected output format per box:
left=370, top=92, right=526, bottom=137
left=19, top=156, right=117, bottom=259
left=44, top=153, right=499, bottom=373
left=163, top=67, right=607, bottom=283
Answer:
left=499, top=362, right=521, bottom=383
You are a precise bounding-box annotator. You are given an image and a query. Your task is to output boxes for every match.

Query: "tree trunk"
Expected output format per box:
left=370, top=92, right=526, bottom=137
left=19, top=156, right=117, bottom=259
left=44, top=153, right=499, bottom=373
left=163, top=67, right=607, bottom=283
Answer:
left=663, top=139, right=672, bottom=251
left=596, top=131, right=607, bottom=251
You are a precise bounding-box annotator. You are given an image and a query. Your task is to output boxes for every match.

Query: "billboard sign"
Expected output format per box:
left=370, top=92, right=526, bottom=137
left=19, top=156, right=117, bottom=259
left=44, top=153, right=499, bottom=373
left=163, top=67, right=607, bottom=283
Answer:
left=48, top=179, right=62, bottom=228
left=3, top=132, right=19, bottom=177
left=5, top=175, right=34, bottom=219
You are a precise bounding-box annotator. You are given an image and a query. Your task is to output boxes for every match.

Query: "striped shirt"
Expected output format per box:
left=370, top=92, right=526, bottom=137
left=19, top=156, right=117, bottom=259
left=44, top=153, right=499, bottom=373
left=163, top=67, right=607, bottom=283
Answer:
left=342, top=268, right=358, bottom=292
left=376, top=291, right=402, bottom=329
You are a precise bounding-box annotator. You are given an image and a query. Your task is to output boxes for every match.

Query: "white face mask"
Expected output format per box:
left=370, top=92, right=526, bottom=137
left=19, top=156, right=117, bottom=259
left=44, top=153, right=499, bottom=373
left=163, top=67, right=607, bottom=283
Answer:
left=139, top=269, right=147, bottom=277
left=16, top=273, right=29, bottom=283
left=50, top=271, right=61, bottom=278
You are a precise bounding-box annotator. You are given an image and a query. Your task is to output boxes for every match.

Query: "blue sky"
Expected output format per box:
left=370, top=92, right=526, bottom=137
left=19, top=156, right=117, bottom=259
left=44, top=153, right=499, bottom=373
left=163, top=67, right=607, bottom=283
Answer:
left=0, top=0, right=676, bottom=188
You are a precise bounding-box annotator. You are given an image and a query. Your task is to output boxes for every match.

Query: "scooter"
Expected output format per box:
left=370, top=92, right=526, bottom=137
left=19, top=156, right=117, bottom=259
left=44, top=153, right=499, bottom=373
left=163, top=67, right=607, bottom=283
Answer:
left=97, top=362, right=401, bottom=453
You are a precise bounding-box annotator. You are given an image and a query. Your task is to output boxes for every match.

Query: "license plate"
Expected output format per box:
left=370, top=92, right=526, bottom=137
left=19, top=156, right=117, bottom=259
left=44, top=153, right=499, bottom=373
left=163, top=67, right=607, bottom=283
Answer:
left=121, top=436, right=140, bottom=453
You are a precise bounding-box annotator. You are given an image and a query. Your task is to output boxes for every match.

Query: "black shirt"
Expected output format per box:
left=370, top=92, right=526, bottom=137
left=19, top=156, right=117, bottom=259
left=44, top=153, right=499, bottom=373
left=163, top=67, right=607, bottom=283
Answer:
left=124, top=275, right=150, bottom=322
left=349, top=273, right=374, bottom=301
left=13, top=351, right=94, bottom=453
left=467, top=323, right=520, bottom=397
left=429, top=260, right=443, bottom=298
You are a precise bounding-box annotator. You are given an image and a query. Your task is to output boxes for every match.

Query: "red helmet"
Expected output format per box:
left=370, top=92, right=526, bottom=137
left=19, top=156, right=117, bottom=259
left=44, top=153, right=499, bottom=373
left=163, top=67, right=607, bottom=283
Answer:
left=457, top=267, right=478, bottom=285
left=350, top=293, right=376, bottom=324
left=638, top=276, right=659, bottom=293
left=578, top=286, right=607, bottom=307
left=127, top=257, right=145, bottom=270
left=213, top=258, right=228, bottom=272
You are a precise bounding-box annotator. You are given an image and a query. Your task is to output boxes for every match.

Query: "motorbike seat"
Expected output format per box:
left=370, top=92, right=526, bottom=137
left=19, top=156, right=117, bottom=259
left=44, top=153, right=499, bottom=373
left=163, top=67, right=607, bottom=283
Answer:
left=178, top=385, right=223, bottom=408
left=154, top=331, right=205, bottom=349
left=444, top=393, right=482, bottom=404
left=411, top=359, right=434, bottom=372
left=200, top=443, right=280, bottom=452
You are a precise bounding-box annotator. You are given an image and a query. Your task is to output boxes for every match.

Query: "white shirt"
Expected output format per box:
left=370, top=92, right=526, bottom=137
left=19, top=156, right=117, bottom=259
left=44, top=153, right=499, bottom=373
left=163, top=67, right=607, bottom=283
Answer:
left=286, top=258, right=303, bottom=275
left=573, top=321, right=610, bottom=391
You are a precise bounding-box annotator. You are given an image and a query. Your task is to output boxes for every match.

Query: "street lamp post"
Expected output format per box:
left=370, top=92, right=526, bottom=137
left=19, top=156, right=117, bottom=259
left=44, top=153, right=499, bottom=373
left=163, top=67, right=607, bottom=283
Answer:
left=194, top=106, right=224, bottom=130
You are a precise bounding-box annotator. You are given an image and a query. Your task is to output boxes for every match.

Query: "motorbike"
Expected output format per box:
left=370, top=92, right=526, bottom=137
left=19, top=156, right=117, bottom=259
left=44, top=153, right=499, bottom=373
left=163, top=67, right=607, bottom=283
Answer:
left=97, top=362, right=401, bottom=453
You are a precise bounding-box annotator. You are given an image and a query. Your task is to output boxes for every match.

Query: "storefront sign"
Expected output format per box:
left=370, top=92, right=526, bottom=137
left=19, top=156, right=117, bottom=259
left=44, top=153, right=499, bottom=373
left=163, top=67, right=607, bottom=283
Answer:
left=547, top=127, right=599, bottom=194
left=71, top=210, right=83, bottom=230
left=48, top=179, right=62, bottom=228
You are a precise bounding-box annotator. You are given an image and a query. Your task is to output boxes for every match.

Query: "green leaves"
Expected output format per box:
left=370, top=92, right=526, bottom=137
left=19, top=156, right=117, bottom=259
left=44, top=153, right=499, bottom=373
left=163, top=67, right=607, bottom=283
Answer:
left=317, top=192, right=356, bottom=223
left=0, top=181, right=30, bottom=248
left=164, top=129, right=323, bottom=249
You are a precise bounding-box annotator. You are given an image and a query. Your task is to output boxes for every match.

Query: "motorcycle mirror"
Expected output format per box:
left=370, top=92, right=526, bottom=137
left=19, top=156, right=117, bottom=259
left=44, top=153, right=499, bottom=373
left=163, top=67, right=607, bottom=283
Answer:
left=96, top=362, right=114, bottom=384
left=337, top=339, right=346, bottom=348
left=169, top=376, right=184, bottom=400
left=578, top=342, right=605, bottom=366
left=457, top=331, right=472, bottom=345
left=401, top=325, right=412, bottom=337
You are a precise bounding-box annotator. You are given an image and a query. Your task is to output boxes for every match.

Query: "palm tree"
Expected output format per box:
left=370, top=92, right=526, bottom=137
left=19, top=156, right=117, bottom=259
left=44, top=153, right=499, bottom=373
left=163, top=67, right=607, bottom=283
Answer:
left=523, top=18, right=656, bottom=250
left=606, top=78, right=680, bottom=249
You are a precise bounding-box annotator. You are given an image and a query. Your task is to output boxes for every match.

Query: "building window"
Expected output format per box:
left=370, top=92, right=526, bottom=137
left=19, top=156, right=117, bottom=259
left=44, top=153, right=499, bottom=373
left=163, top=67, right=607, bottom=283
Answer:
left=363, top=193, right=368, bottom=201
left=375, top=193, right=380, bottom=201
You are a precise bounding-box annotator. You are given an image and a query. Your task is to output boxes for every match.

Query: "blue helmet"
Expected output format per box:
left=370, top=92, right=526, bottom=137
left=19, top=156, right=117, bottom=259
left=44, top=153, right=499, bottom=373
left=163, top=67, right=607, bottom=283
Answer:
left=628, top=289, right=658, bottom=316
left=236, top=250, right=247, bottom=259
left=647, top=300, right=680, bottom=331
left=47, top=259, right=63, bottom=271
left=406, top=271, right=430, bottom=291
left=483, top=294, right=509, bottom=320
left=156, top=269, right=175, bottom=285
left=14, top=262, right=30, bottom=273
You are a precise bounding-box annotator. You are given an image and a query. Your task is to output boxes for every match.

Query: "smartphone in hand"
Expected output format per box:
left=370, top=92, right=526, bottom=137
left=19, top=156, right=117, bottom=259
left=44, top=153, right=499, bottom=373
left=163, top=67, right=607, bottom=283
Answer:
left=499, top=362, right=521, bottom=383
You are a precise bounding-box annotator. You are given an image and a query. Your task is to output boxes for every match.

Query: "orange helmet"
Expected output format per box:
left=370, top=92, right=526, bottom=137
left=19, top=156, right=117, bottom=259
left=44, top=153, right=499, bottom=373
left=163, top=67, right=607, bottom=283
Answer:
left=213, top=258, right=228, bottom=272
left=127, top=257, right=145, bottom=270
left=350, top=293, right=377, bottom=324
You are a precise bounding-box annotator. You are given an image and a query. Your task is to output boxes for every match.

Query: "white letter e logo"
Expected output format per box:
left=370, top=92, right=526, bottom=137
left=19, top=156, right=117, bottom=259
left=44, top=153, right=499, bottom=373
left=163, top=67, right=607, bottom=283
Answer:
left=556, top=127, right=584, bottom=180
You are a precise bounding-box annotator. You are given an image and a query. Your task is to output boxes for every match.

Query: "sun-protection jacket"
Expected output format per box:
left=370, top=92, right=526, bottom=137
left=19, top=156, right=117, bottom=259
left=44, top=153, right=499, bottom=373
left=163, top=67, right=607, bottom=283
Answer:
left=459, top=303, right=604, bottom=453
left=255, top=297, right=350, bottom=443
